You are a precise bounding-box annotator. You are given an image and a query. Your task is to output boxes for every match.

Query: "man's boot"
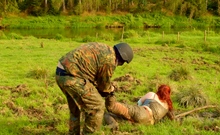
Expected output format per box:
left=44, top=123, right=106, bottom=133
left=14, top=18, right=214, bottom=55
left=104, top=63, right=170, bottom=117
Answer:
left=104, top=112, right=119, bottom=130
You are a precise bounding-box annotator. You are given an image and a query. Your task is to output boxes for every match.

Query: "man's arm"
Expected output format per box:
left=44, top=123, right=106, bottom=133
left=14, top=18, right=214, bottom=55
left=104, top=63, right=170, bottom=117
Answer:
left=96, top=64, right=115, bottom=96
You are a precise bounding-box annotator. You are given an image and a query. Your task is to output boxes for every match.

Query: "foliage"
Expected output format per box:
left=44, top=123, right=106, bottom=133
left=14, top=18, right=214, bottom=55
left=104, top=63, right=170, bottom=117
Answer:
left=27, top=67, right=49, bottom=79
left=169, top=67, right=191, bottom=81
left=0, top=27, right=220, bottom=134
left=1, top=14, right=220, bottom=30
left=7, top=32, right=23, bottom=39
left=123, top=30, right=139, bottom=39
left=98, top=33, right=114, bottom=41
left=2, top=16, right=67, bottom=29
left=55, top=34, right=65, bottom=40
left=82, top=35, right=98, bottom=42
left=0, top=36, right=220, bottom=135
left=0, top=31, right=7, bottom=39
left=176, top=86, right=208, bottom=108
left=0, top=0, right=220, bottom=18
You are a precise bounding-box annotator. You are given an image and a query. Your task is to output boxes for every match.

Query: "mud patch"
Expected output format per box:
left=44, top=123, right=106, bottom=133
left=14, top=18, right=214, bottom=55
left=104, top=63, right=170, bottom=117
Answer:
left=0, top=84, right=31, bottom=97
left=112, top=74, right=142, bottom=93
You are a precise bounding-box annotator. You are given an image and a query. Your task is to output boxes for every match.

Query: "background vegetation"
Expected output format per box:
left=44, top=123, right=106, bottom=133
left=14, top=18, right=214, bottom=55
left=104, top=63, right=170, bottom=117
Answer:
left=1, top=14, right=220, bottom=29
left=1, top=0, right=220, bottom=17
left=1, top=1, right=220, bottom=34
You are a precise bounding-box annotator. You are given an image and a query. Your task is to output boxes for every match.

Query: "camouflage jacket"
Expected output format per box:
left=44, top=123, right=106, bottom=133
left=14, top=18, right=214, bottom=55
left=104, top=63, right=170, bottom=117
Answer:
left=59, top=42, right=116, bottom=93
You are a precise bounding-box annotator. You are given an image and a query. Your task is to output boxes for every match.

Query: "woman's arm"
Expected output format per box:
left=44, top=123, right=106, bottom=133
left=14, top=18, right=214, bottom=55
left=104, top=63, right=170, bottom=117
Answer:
left=166, top=110, right=175, bottom=120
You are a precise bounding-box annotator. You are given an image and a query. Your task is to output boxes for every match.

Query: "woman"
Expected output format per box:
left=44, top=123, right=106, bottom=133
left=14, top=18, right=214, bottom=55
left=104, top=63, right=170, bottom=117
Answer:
left=105, top=85, right=175, bottom=128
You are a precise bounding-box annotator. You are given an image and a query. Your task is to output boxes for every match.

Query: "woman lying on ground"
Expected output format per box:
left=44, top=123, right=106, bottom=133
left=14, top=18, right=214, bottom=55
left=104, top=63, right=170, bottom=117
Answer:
left=104, top=84, right=175, bottom=129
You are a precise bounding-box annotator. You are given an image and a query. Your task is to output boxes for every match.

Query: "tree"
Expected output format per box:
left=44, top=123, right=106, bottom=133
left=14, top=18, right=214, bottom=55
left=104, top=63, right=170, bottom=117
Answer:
left=0, top=0, right=7, bottom=15
left=218, top=0, right=220, bottom=15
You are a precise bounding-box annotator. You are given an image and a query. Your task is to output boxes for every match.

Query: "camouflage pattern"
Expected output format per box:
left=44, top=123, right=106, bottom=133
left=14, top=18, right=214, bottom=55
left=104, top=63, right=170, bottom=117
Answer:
left=105, top=95, right=153, bottom=125
left=105, top=95, right=170, bottom=125
left=147, top=100, right=169, bottom=123
left=59, top=42, right=116, bottom=93
left=56, top=42, right=117, bottom=134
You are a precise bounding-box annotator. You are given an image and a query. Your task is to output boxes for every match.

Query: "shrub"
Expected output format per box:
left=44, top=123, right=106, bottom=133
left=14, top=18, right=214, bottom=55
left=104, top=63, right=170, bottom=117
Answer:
left=176, top=86, right=207, bottom=108
left=27, top=67, right=49, bottom=79
left=169, top=67, right=191, bottom=81
left=123, top=30, right=139, bottom=39
left=7, top=33, right=23, bottom=39
left=0, top=31, right=7, bottom=39
left=82, top=36, right=97, bottom=42
left=55, top=34, right=64, bottom=40
left=98, top=33, right=114, bottom=41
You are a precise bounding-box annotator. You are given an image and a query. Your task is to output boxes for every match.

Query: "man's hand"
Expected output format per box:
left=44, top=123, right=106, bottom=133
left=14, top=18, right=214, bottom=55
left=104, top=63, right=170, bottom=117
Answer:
left=110, top=85, right=115, bottom=92
left=99, top=91, right=114, bottom=97
left=99, top=85, right=115, bottom=97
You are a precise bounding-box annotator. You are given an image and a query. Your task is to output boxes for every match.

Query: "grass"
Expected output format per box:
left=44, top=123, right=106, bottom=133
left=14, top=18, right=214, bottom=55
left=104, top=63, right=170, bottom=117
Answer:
left=2, top=14, right=220, bottom=29
left=0, top=30, right=220, bottom=134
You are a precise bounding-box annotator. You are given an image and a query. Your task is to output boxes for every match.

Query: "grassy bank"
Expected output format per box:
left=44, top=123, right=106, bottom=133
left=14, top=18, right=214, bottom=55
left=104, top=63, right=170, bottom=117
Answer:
left=0, top=31, right=220, bottom=134
left=1, top=13, right=220, bottom=29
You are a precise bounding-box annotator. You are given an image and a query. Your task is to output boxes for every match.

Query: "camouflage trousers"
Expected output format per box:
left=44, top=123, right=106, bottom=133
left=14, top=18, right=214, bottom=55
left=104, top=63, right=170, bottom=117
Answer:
left=55, top=75, right=105, bottom=135
left=105, top=95, right=154, bottom=125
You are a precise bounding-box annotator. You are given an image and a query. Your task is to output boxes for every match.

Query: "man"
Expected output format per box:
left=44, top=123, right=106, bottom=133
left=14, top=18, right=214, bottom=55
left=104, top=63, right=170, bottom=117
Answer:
left=55, top=42, right=133, bottom=135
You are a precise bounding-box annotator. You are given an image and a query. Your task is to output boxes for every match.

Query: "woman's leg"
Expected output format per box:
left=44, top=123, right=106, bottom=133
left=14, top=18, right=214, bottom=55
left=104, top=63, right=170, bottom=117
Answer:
left=105, top=94, right=153, bottom=125
left=105, top=94, right=132, bottom=121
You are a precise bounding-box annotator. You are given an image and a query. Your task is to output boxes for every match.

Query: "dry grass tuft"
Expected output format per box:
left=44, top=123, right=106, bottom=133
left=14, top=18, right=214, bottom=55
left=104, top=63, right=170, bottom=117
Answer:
left=169, top=67, right=191, bottom=81
left=27, top=67, right=49, bottom=79
left=177, top=87, right=207, bottom=108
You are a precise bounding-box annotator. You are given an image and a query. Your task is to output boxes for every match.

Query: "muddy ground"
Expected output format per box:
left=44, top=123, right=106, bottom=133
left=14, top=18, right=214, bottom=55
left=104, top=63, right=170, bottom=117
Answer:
left=1, top=73, right=220, bottom=134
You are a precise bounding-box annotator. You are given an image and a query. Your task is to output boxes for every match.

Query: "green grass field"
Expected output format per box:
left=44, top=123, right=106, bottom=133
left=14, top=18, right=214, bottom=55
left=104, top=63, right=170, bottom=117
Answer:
left=0, top=30, right=220, bottom=135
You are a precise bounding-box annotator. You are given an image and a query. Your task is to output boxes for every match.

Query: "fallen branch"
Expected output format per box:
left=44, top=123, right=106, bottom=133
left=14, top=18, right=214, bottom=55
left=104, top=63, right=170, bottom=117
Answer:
left=175, top=105, right=218, bottom=119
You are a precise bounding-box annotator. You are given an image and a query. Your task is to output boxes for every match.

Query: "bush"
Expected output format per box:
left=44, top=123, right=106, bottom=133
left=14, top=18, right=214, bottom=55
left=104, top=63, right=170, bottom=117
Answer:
left=0, top=31, right=7, bottom=39
left=7, top=33, right=23, bottom=39
left=123, top=30, right=139, bottom=39
left=27, top=67, right=49, bottom=79
left=176, top=87, right=207, bottom=108
left=82, top=36, right=97, bottom=42
left=98, top=33, right=114, bottom=41
left=55, top=34, right=64, bottom=40
left=169, top=67, right=191, bottom=81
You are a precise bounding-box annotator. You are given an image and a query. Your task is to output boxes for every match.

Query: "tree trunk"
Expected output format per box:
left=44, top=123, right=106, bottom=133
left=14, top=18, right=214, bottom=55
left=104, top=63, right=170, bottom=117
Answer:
left=121, top=0, right=124, bottom=10
left=109, top=0, right=112, bottom=10
left=62, top=0, right=66, bottom=11
left=4, top=0, right=7, bottom=13
left=68, top=0, right=73, bottom=9
left=218, top=0, right=220, bottom=15
left=45, top=0, right=47, bottom=9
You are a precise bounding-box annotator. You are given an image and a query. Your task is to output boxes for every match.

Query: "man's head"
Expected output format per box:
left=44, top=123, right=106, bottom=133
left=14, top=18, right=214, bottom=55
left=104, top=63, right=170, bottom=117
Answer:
left=114, top=43, right=133, bottom=66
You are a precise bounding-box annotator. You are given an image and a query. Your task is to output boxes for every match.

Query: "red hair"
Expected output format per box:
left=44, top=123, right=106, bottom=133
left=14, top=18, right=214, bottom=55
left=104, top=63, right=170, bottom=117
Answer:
left=156, top=85, right=173, bottom=111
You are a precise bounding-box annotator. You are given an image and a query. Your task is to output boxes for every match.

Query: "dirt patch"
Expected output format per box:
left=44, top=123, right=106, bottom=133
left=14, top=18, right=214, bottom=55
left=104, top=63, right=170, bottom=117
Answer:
left=0, top=84, right=31, bottom=97
left=1, top=84, right=46, bottom=119
left=1, top=73, right=219, bottom=134
left=112, top=74, right=142, bottom=93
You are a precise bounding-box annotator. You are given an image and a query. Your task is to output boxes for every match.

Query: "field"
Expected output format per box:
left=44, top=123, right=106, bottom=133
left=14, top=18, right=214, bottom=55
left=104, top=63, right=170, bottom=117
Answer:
left=0, top=30, right=220, bottom=135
